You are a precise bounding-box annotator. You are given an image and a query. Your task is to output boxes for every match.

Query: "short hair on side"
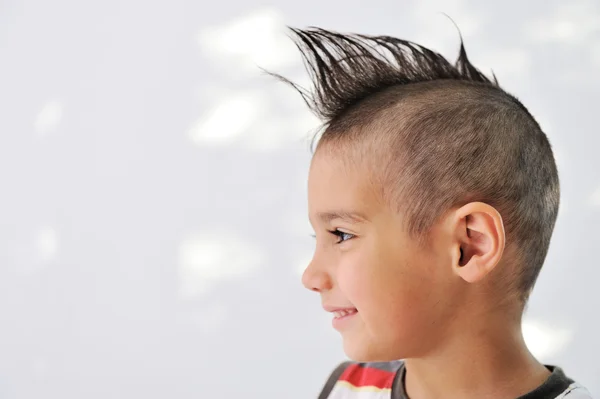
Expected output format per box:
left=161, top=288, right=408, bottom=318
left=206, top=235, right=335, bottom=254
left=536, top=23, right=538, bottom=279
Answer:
left=268, top=27, right=560, bottom=302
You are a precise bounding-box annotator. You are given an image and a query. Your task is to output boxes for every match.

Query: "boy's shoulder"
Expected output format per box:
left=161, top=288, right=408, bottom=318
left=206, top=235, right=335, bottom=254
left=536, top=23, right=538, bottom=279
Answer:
left=554, top=383, right=594, bottom=399
left=318, top=360, right=404, bottom=399
left=526, top=366, right=594, bottom=399
left=318, top=361, right=594, bottom=399
left=548, top=382, right=594, bottom=399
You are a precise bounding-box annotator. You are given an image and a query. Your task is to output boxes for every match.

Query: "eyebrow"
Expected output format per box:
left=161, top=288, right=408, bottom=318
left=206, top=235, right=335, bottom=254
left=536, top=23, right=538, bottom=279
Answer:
left=316, top=211, right=369, bottom=224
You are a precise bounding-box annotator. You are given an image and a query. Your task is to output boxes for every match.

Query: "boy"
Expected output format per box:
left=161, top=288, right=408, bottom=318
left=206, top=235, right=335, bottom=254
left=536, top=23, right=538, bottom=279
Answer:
left=271, top=27, right=593, bottom=398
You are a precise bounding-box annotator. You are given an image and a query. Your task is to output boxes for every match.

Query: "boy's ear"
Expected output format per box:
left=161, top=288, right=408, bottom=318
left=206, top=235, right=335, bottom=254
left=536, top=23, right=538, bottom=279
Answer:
left=451, top=202, right=505, bottom=283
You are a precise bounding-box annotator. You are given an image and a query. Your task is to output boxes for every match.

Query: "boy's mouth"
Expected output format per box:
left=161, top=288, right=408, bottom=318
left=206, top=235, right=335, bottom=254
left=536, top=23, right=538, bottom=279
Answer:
left=332, top=308, right=358, bottom=318
left=327, top=307, right=358, bottom=330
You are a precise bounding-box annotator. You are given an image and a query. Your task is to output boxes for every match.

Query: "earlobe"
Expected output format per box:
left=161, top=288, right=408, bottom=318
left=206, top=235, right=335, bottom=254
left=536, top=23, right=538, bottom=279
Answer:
left=453, top=202, right=505, bottom=284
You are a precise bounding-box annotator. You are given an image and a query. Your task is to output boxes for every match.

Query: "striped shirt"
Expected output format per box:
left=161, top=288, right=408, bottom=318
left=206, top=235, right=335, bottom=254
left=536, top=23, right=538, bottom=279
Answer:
left=319, top=361, right=593, bottom=399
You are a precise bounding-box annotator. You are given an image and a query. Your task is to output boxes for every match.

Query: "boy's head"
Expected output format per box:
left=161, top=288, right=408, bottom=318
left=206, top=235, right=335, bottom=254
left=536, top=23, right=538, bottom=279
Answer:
left=274, top=28, right=560, bottom=362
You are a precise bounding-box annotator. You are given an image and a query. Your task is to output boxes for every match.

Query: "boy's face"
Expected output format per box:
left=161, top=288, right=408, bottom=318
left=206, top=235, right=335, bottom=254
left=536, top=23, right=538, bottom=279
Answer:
left=305, top=147, right=463, bottom=362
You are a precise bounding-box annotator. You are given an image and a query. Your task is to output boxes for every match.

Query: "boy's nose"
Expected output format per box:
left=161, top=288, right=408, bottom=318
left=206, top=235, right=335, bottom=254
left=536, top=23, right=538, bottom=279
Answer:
left=301, top=259, right=333, bottom=292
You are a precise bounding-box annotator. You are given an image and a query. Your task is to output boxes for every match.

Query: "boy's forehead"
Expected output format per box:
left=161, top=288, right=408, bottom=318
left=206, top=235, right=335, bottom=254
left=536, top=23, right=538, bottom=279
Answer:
left=308, top=149, right=383, bottom=222
left=308, top=149, right=362, bottom=189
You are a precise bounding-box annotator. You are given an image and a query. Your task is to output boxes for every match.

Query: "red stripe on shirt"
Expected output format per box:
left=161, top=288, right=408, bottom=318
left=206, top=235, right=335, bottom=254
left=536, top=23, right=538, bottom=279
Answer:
left=338, top=363, right=395, bottom=389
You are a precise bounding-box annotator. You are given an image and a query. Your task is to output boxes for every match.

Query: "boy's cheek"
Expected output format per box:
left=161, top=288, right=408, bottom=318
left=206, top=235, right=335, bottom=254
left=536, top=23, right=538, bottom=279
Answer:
left=337, top=253, right=378, bottom=293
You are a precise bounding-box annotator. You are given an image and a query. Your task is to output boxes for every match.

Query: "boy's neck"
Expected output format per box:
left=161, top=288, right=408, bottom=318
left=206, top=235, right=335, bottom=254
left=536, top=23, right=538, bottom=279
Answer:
left=403, top=311, right=550, bottom=399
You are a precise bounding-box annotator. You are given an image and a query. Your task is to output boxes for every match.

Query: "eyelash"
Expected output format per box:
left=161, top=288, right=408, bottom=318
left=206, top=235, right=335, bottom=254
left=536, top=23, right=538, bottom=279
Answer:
left=309, top=230, right=355, bottom=244
left=328, top=229, right=355, bottom=244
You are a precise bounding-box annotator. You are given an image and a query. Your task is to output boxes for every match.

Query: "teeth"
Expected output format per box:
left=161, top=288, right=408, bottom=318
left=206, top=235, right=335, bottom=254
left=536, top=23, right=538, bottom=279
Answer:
left=333, top=309, right=357, bottom=318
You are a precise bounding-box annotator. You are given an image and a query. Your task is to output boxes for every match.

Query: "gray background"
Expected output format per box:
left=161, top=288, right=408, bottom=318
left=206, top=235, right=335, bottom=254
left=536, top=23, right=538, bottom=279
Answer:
left=0, top=0, right=598, bottom=397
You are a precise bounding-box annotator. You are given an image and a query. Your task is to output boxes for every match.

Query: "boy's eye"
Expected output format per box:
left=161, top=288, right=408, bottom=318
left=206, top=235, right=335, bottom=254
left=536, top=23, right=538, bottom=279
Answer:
left=328, top=229, right=354, bottom=244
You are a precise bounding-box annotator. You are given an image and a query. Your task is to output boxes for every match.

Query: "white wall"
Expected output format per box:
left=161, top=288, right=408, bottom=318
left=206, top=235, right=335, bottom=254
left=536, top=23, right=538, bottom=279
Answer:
left=0, top=0, right=598, bottom=397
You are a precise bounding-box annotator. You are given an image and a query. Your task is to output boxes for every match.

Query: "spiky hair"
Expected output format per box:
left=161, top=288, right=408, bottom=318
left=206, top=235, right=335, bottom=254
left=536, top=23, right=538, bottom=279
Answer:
left=272, top=27, right=498, bottom=124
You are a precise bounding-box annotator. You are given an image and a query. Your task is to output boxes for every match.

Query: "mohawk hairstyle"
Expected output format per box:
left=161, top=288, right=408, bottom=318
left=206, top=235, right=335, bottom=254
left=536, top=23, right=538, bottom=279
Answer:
left=274, top=27, right=498, bottom=124
left=271, top=27, right=560, bottom=303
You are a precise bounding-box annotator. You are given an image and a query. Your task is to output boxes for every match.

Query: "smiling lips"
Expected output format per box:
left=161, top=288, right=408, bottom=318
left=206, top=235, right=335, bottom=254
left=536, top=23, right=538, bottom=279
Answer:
left=328, top=307, right=358, bottom=330
left=332, top=308, right=358, bottom=318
